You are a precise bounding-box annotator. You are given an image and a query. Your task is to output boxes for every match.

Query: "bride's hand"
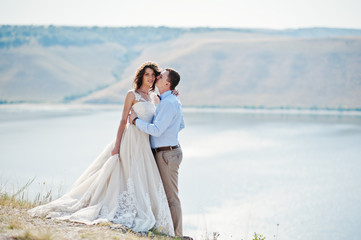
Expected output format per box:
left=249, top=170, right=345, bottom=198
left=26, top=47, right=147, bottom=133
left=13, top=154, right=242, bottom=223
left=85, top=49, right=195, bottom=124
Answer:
left=111, top=147, right=119, bottom=156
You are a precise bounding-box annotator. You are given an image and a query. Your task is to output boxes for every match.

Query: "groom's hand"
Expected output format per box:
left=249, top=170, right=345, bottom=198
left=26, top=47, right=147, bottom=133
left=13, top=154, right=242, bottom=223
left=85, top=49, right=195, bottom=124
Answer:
left=172, top=89, right=180, bottom=96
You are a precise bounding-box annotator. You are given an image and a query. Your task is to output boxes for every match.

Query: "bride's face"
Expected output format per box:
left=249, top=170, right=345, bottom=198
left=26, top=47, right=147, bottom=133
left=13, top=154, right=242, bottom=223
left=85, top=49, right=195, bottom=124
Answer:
left=142, top=68, right=156, bottom=88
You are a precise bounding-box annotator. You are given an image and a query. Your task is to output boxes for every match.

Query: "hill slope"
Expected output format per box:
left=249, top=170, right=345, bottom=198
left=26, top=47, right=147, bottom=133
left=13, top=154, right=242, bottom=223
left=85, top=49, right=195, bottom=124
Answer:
left=1, top=26, right=361, bottom=108
left=79, top=31, right=361, bottom=108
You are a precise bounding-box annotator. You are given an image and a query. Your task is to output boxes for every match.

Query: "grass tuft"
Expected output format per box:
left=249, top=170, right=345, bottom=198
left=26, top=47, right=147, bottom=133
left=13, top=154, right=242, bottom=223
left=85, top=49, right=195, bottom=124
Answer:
left=253, top=232, right=266, bottom=240
left=13, top=228, right=55, bottom=240
left=0, top=178, right=36, bottom=209
left=8, top=219, right=23, bottom=230
left=0, top=178, right=56, bottom=210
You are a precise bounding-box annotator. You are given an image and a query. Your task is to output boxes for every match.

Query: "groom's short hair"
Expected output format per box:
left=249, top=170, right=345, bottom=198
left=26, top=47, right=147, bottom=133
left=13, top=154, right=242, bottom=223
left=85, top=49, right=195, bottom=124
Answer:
left=165, top=68, right=180, bottom=90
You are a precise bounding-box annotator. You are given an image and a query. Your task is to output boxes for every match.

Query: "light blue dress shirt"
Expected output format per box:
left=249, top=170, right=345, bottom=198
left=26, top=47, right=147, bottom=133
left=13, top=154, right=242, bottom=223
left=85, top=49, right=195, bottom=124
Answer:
left=135, top=90, right=185, bottom=148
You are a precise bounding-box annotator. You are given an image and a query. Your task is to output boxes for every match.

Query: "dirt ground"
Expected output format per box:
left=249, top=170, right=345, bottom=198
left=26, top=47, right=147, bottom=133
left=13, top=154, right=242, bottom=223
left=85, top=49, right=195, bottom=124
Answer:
left=0, top=204, right=164, bottom=240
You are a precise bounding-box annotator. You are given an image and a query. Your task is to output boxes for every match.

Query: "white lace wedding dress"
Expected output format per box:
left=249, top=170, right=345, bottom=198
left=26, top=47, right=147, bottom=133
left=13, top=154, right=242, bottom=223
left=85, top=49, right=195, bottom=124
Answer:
left=28, top=90, right=174, bottom=236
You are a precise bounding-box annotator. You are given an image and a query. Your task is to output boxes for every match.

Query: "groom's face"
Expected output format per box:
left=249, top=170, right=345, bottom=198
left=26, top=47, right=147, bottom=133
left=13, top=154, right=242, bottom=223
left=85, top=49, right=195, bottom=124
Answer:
left=156, top=70, right=170, bottom=92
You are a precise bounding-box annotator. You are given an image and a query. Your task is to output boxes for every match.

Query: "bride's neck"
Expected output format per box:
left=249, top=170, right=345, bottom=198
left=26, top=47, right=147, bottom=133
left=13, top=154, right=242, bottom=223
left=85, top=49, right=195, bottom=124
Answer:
left=138, top=86, right=150, bottom=93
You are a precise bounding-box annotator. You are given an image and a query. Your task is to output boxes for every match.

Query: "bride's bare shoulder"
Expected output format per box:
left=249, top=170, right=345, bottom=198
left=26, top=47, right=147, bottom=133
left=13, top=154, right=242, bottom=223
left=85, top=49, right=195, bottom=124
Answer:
left=125, top=90, right=137, bottom=102
left=127, top=89, right=136, bottom=95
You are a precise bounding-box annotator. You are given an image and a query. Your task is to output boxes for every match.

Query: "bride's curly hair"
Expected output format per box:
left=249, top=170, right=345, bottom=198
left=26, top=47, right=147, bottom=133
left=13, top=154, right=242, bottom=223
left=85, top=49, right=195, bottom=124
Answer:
left=133, top=61, right=161, bottom=91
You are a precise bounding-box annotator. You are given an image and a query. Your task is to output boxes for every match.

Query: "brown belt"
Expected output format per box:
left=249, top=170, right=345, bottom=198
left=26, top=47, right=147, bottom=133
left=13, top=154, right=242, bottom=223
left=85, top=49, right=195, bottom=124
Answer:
left=152, top=145, right=179, bottom=153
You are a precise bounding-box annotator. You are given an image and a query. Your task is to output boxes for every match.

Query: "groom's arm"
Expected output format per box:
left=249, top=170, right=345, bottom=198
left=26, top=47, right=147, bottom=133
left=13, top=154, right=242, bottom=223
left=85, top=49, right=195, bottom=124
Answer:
left=135, top=101, right=175, bottom=137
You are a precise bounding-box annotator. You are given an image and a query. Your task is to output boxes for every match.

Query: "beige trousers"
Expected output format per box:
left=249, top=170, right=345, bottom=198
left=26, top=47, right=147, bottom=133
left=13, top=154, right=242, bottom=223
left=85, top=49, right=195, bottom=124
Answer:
left=154, top=147, right=183, bottom=236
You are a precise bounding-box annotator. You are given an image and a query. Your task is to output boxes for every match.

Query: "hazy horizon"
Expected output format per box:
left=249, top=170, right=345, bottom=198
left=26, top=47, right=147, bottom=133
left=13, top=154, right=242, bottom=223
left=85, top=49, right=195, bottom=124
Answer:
left=2, top=24, right=361, bottom=31
left=1, top=0, right=361, bottom=30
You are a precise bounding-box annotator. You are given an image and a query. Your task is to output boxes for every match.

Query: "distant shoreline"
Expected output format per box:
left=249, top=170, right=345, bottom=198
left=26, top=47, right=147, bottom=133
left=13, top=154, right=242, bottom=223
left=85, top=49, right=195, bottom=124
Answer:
left=1, top=102, right=361, bottom=116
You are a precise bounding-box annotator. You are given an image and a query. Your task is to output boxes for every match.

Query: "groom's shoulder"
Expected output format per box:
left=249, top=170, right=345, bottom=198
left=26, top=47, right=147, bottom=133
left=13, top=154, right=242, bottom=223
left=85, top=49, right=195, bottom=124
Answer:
left=162, top=94, right=181, bottom=111
left=167, top=94, right=182, bottom=105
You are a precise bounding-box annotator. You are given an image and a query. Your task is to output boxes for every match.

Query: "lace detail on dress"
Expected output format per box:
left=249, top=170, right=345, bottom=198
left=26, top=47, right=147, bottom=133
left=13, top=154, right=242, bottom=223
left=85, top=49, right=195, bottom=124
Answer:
left=155, top=180, right=174, bottom=234
left=131, top=90, right=142, bottom=101
left=131, top=89, right=156, bottom=104
left=131, top=90, right=147, bottom=102
left=112, top=178, right=137, bottom=228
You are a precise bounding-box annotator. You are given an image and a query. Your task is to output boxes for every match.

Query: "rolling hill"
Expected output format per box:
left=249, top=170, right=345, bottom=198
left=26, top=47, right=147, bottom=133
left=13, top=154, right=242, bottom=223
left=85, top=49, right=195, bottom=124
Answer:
left=1, top=25, right=361, bottom=108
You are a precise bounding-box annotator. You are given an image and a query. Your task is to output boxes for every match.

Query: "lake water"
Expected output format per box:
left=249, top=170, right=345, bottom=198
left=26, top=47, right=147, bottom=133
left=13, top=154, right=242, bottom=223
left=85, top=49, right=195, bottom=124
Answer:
left=1, top=104, right=361, bottom=240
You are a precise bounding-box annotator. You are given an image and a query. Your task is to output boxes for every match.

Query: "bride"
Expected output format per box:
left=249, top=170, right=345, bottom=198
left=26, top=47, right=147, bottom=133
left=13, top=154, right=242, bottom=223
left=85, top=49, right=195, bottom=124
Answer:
left=28, top=62, right=174, bottom=236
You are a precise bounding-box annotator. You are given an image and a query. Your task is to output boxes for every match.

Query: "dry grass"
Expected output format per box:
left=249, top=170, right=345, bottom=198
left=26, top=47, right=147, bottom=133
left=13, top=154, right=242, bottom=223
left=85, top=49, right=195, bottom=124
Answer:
left=13, top=228, right=55, bottom=240
left=0, top=180, right=174, bottom=240
left=8, top=218, right=23, bottom=230
left=0, top=201, right=171, bottom=240
left=0, top=178, right=48, bottom=210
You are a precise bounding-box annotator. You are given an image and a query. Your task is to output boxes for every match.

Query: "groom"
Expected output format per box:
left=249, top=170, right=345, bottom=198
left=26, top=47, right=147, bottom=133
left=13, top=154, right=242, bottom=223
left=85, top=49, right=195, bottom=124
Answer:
left=129, top=68, right=185, bottom=236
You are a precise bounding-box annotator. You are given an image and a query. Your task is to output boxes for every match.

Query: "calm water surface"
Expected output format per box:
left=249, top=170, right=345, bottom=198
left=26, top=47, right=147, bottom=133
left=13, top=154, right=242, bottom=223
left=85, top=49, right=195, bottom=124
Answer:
left=1, top=105, right=361, bottom=240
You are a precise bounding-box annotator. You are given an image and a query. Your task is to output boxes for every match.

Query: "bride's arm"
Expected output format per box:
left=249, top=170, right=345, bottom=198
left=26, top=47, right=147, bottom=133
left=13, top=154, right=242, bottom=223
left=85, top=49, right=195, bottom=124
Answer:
left=111, top=91, right=135, bottom=155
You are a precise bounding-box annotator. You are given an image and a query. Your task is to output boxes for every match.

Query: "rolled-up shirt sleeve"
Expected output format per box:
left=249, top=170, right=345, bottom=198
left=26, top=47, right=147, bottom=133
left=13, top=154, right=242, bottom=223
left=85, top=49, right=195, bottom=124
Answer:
left=135, top=101, right=175, bottom=137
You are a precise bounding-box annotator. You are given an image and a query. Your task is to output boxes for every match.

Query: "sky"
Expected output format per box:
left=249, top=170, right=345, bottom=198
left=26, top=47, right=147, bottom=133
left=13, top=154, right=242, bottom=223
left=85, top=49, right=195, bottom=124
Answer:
left=0, top=0, right=361, bottom=30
